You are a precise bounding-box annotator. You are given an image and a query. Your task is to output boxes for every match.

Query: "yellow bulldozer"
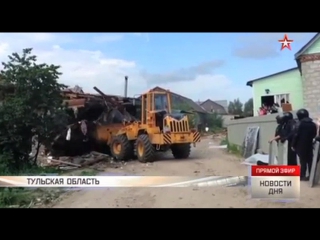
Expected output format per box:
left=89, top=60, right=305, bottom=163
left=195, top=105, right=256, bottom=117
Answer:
left=94, top=88, right=201, bottom=162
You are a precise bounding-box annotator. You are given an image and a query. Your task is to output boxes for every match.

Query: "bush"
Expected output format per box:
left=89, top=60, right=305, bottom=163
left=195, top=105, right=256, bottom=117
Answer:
left=207, top=112, right=224, bottom=130
left=0, top=48, right=68, bottom=207
left=0, top=48, right=68, bottom=172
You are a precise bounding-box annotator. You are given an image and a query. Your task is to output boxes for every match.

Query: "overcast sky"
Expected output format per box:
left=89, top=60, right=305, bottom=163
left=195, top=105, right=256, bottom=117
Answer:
left=0, top=32, right=316, bottom=103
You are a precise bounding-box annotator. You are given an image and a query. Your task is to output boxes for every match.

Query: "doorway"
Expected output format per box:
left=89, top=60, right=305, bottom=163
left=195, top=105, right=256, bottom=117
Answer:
left=261, top=95, right=274, bottom=107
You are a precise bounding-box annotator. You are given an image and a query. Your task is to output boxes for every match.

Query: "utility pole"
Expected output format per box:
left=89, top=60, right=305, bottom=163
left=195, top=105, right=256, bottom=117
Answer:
left=124, top=76, right=128, bottom=97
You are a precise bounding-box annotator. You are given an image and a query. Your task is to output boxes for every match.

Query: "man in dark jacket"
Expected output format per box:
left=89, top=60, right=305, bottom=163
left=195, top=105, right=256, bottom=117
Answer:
left=268, top=112, right=297, bottom=165
left=292, top=109, right=317, bottom=181
left=275, top=115, right=282, bottom=137
left=280, top=112, right=297, bottom=165
left=269, top=115, right=285, bottom=143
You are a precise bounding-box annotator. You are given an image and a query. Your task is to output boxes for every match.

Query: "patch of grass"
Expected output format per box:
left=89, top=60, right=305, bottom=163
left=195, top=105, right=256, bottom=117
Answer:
left=220, top=138, right=228, bottom=145
left=211, top=127, right=223, bottom=134
left=220, top=138, right=242, bottom=156
left=79, top=169, right=98, bottom=176
left=0, top=188, right=63, bottom=208
left=228, top=143, right=242, bottom=156
left=0, top=188, right=34, bottom=207
left=61, top=168, right=98, bottom=176
left=0, top=162, right=101, bottom=208
left=0, top=165, right=61, bottom=176
left=0, top=165, right=63, bottom=208
left=0, top=165, right=99, bottom=208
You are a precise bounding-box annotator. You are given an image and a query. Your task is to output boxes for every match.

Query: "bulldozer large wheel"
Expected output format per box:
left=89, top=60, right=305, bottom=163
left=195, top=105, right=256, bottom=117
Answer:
left=111, top=135, right=133, bottom=161
left=135, top=134, right=155, bottom=163
left=171, top=143, right=191, bottom=159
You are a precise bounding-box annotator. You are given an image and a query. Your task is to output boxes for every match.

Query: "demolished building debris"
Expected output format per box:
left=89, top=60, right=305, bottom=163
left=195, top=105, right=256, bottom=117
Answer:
left=43, top=85, right=139, bottom=161
left=43, top=151, right=111, bottom=170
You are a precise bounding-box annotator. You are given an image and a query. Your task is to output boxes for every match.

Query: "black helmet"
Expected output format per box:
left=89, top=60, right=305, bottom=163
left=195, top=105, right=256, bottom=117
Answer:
left=296, top=108, right=309, bottom=120
left=282, top=112, right=293, bottom=123
left=275, top=115, right=281, bottom=124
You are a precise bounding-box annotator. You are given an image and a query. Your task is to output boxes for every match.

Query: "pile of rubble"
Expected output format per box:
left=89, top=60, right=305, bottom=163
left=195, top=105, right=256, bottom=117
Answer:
left=38, top=151, right=112, bottom=170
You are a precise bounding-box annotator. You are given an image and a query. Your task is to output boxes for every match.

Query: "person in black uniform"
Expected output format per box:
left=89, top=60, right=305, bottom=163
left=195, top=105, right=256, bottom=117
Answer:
left=280, top=112, right=297, bottom=165
left=268, top=115, right=283, bottom=143
left=268, top=112, right=297, bottom=165
left=269, top=112, right=298, bottom=166
left=292, top=109, right=317, bottom=181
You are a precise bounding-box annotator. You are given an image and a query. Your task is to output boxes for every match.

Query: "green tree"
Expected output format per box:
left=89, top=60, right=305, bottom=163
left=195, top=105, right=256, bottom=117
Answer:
left=172, top=102, right=199, bottom=128
left=228, top=98, right=243, bottom=115
left=207, top=112, right=224, bottom=129
left=244, top=98, right=253, bottom=117
left=172, top=102, right=224, bottom=130
left=0, top=48, right=68, bottom=173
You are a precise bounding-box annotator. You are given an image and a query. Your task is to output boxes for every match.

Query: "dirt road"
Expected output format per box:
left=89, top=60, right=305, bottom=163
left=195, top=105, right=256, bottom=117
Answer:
left=53, top=137, right=320, bottom=208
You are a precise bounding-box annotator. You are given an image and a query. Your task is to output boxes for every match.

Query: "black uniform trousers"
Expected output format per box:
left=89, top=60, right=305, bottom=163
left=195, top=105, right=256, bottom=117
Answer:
left=287, top=141, right=297, bottom=166
left=297, top=146, right=313, bottom=177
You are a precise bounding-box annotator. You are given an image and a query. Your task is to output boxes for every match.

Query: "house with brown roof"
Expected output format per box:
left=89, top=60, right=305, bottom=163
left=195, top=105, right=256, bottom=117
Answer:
left=197, top=99, right=228, bottom=115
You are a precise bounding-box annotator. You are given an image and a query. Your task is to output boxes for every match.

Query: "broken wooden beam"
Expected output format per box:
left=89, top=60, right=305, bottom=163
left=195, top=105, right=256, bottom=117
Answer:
left=81, top=156, right=105, bottom=167
left=50, top=159, right=81, bottom=167
left=91, top=151, right=110, bottom=157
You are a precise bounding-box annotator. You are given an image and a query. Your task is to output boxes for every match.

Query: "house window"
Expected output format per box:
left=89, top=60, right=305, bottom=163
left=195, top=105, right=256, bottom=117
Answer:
left=261, top=93, right=290, bottom=108
left=274, top=94, right=290, bottom=106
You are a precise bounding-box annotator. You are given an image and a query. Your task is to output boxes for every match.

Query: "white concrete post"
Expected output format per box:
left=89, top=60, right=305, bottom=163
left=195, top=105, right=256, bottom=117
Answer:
left=309, top=141, right=320, bottom=187
left=268, top=141, right=276, bottom=165
left=277, top=141, right=288, bottom=165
